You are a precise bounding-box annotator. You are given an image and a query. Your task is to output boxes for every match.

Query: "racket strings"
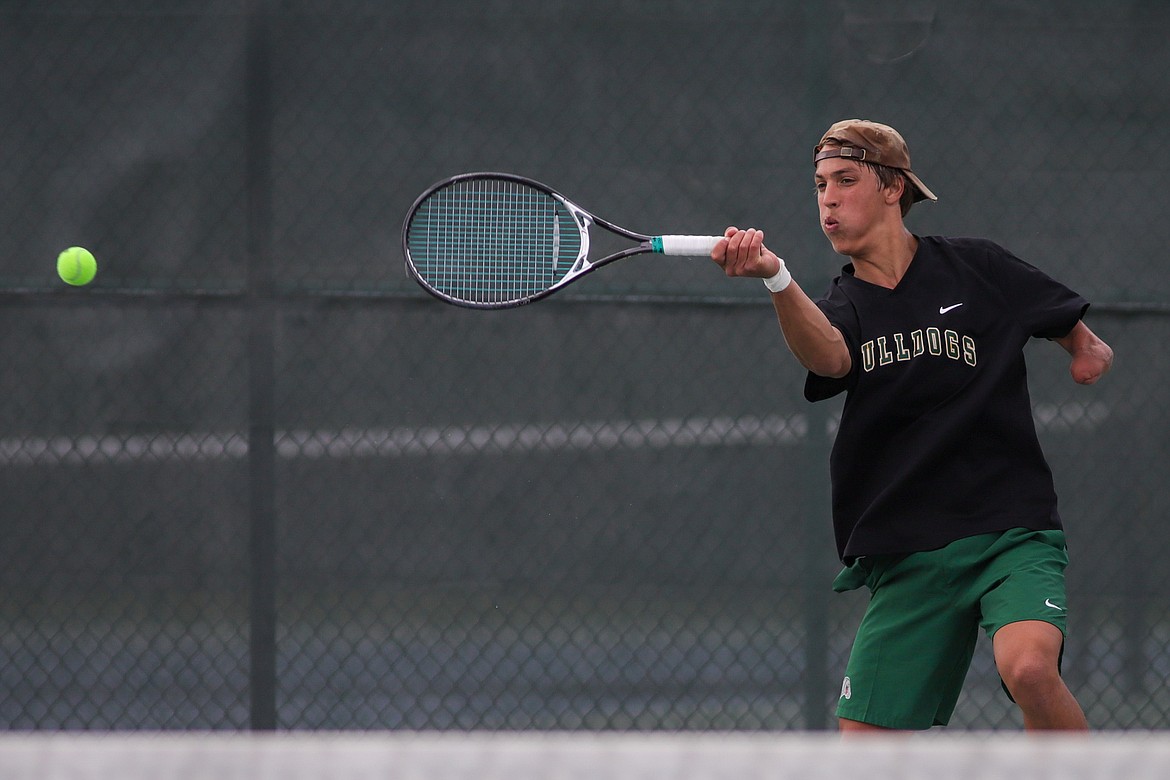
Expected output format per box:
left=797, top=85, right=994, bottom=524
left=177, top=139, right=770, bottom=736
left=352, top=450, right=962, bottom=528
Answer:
left=407, top=178, right=583, bottom=305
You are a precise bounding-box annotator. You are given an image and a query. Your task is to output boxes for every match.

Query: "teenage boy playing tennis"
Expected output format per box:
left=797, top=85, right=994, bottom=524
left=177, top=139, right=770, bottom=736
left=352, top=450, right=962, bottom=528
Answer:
left=711, top=119, right=1113, bottom=731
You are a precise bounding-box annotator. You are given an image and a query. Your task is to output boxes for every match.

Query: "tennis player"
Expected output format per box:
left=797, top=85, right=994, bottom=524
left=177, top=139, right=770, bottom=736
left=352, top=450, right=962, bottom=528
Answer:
left=711, top=119, right=1113, bottom=731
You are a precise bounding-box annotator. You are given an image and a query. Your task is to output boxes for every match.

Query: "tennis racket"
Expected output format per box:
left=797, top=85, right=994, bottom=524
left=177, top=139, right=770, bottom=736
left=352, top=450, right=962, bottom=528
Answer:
left=402, top=172, right=722, bottom=309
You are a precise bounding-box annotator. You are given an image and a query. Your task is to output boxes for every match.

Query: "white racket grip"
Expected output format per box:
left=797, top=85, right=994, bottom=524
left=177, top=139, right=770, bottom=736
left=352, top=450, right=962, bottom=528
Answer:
left=654, top=235, right=723, bottom=256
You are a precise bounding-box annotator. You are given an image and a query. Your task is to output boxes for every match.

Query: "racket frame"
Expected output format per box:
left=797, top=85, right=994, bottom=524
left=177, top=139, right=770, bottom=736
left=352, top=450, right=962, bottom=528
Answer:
left=402, top=172, right=673, bottom=309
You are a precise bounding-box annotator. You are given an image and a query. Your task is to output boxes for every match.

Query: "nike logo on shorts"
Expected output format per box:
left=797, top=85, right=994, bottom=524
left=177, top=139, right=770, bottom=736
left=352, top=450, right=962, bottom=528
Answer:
left=1045, top=598, right=1064, bottom=611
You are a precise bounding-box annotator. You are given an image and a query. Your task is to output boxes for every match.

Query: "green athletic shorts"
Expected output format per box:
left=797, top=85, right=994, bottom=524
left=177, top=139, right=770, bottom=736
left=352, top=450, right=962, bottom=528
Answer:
left=832, top=528, right=1069, bottom=730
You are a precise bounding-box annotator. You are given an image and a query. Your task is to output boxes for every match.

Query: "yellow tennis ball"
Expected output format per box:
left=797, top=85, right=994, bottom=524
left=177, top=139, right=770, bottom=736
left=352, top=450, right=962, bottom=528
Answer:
left=57, top=246, right=97, bottom=286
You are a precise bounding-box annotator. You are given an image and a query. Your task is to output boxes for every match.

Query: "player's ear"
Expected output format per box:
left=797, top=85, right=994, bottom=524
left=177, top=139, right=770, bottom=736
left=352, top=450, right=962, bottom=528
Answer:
left=884, top=174, right=906, bottom=205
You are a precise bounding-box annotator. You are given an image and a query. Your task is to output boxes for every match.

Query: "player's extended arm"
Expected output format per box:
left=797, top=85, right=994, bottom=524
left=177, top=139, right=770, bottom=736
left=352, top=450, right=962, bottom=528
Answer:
left=711, top=227, right=851, bottom=379
left=769, top=280, right=852, bottom=378
left=1053, top=320, right=1113, bottom=385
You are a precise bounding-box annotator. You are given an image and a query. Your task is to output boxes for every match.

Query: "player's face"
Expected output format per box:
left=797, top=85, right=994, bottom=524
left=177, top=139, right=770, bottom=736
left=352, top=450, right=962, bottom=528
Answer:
left=815, top=159, right=890, bottom=257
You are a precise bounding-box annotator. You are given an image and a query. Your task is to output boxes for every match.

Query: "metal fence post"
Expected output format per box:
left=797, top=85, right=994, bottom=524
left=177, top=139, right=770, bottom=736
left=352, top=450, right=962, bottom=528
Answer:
left=798, top=5, right=836, bottom=731
left=246, top=0, right=277, bottom=732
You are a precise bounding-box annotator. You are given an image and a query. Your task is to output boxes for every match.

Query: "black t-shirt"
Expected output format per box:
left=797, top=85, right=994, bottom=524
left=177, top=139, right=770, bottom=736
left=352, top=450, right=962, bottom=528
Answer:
left=806, top=236, right=1089, bottom=562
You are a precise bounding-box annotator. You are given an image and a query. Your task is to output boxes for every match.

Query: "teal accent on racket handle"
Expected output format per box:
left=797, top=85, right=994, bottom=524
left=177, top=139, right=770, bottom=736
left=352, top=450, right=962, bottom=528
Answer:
left=652, top=235, right=723, bottom=256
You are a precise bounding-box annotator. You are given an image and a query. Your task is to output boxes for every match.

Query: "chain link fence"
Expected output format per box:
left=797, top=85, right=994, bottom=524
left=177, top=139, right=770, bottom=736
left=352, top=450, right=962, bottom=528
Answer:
left=2, top=0, right=1167, bottom=731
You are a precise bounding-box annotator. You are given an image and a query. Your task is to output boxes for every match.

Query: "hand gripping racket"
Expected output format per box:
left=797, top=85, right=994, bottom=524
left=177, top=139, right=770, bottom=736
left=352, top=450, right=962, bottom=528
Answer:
left=402, top=172, right=722, bottom=309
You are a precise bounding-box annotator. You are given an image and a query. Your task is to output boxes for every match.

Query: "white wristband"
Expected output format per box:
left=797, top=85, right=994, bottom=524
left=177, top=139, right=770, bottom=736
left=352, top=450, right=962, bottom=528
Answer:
left=762, top=258, right=792, bottom=293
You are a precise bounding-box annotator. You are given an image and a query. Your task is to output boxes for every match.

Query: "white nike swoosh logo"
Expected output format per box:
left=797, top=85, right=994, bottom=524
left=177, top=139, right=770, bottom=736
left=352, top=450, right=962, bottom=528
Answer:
left=939, top=303, right=964, bottom=314
left=1045, top=599, right=1064, bottom=611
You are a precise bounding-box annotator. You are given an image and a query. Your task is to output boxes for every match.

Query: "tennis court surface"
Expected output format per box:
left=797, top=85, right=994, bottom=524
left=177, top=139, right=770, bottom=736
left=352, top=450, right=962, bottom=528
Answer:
left=3, top=731, right=1170, bottom=779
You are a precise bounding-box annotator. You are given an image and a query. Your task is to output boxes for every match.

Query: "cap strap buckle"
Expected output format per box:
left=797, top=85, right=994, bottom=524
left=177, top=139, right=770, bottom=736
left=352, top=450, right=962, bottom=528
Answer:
left=814, top=145, right=870, bottom=164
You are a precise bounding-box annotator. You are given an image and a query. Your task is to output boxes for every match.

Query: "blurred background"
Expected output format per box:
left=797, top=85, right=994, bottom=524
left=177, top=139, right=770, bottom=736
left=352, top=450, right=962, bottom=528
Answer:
left=1, top=0, right=1166, bottom=731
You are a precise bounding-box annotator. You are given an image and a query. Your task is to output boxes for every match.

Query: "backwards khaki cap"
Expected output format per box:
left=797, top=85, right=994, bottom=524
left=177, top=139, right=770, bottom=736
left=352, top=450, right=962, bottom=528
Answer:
left=814, top=119, right=937, bottom=203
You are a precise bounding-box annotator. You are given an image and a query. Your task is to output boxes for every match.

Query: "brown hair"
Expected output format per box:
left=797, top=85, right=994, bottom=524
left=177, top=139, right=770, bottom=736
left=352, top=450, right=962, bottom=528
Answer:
left=864, top=161, right=916, bottom=217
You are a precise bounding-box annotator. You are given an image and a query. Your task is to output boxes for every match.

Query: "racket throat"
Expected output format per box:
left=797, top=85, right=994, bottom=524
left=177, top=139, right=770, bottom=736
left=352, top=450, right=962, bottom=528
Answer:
left=566, top=210, right=593, bottom=277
